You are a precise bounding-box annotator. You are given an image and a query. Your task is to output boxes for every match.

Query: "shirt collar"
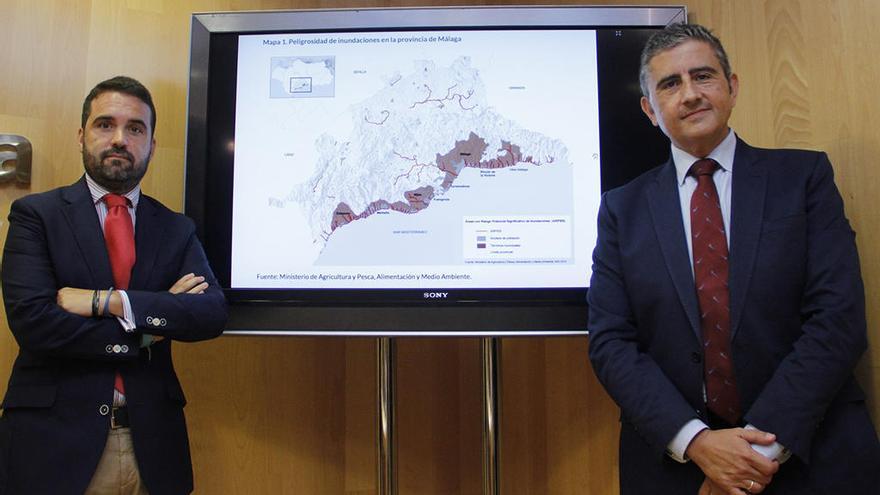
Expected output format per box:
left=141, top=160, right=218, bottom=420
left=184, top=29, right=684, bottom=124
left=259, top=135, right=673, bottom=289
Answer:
left=672, top=129, right=737, bottom=185
left=85, top=173, right=141, bottom=208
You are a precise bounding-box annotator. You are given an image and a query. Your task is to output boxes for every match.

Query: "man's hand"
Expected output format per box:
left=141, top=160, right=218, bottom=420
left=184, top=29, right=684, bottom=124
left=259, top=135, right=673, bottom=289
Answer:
left=687, top=428, right=779, bottom=494
left=169, top=273, right=208, bottom=294
left=699, top=477, right=750, bottom=495
left=699, top=477, right=720, bottom=495
left=147, top=273, right=207, bottom=344
left=56, top=287, right=95, bottom=317
left=698, top=476, right=766, bottom=495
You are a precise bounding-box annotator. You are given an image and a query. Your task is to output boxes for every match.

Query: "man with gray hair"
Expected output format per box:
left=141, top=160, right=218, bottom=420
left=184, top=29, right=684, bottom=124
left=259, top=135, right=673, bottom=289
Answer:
left=588, top=23, right=879, bottom=494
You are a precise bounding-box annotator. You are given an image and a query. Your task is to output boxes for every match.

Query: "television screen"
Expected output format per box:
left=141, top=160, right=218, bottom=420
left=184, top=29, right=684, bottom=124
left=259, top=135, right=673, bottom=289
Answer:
left=185, top=6, right=685, bottom=335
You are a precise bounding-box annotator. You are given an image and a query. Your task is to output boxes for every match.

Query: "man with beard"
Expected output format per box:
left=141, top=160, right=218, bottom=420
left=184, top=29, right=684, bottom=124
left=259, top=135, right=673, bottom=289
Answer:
left=0, top=76, right=227, bottom=494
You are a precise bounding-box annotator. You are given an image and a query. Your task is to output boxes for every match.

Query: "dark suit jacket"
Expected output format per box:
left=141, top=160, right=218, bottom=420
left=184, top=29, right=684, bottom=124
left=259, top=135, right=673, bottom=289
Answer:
left=0, top=177, right=227, bottom=495
left=588, top=139, right=880, bottom=494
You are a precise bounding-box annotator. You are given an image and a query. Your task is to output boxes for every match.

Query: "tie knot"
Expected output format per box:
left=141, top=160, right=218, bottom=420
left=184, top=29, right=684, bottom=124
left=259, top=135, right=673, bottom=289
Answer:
left=689, top=159, right=719, bottom=178
left=103, top=193, right=128, bottom=209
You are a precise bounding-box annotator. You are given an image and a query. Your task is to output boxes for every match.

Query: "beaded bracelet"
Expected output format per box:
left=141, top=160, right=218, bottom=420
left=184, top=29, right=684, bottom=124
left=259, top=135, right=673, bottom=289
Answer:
left=102, top=287, right=115, bottom=317
left=91, top=289, right=100, bottom=318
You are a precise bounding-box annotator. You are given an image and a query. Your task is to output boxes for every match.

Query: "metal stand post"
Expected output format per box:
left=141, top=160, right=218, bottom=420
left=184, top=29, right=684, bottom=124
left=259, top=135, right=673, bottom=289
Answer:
left=481, top=337, right=501, bottom=495
left=377, top=337, right=396, bottom=495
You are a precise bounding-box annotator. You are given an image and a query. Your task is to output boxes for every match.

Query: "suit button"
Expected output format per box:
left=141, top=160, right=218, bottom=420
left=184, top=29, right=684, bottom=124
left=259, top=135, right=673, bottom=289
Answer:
left=105, top=345, right=113, bottom=353
left=99, top=404, right=110, bottom=416
left=121, top=345, right=129, bottom=353
left=691, top=352, right=702, bottom=364
left=112, top=344, right=122, bottom=353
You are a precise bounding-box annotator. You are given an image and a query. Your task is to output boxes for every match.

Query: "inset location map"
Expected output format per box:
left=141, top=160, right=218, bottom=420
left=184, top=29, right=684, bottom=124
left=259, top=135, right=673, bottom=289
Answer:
left=232, top=30, right=600, bottom=289
left=269, top=56, right=336, bottom=98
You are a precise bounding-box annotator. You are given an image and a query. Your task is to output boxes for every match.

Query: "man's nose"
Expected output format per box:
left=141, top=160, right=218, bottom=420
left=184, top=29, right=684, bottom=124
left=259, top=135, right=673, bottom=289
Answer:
left=680, top=78, right=701, bottom=104
left=110, top=127, right=128, bottom=147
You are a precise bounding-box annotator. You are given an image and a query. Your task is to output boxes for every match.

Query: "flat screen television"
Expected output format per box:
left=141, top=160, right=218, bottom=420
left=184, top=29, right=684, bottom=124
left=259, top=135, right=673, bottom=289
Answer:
left=185, top=5, right=686, bottom=335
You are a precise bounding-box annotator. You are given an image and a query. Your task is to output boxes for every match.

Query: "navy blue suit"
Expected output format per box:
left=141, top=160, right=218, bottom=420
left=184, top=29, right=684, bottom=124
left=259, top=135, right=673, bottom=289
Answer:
left=588, top=140, right=880, bottom=494
left=0, top=178, right=227, bottom=494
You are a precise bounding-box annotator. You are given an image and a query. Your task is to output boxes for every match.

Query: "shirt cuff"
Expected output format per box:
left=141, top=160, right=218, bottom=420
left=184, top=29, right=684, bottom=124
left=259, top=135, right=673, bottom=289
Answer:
left=667, top=418, right=708, bottom=463
left=115, top=290, right=137, bottom=333
left=745, top=424, right=791, bottom=463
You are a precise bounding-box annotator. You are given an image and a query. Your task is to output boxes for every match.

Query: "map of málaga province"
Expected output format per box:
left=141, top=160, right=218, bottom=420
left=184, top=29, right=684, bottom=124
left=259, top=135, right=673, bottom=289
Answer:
left=281, top=56, right=569, bottom=258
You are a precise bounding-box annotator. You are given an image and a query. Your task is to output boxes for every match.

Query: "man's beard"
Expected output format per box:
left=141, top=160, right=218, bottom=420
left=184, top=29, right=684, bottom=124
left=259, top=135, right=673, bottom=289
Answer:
left=82, top=145, right=149, bottom=193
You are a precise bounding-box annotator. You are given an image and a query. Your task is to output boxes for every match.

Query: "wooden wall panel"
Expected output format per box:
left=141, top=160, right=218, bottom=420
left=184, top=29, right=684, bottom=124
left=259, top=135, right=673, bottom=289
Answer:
left=396, top=339, right=481, bottom=495
left=1, top=1, right=878, bottom=494
left=500, top=337, right=619, bottom=495
left=176, top=337, right=374, bottom=493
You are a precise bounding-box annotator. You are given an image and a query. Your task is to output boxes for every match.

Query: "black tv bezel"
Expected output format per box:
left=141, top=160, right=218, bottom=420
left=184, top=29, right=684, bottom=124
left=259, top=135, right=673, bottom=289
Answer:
left=185, top=6, right=685, bottom=335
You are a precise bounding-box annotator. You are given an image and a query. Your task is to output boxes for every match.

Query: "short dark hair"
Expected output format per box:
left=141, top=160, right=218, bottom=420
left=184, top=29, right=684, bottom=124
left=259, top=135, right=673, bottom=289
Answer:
left=81, top=76, right=156, bottom=134
left=639, top=23, right=733, bottom=98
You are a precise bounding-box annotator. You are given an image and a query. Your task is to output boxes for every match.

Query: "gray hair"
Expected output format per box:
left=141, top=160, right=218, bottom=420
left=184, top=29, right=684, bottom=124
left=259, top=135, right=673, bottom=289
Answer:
left=639, top=23, right=733, bottom=98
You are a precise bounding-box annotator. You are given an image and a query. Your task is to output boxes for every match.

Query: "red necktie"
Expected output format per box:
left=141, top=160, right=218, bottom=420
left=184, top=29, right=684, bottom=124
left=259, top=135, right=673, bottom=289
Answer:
left=103, top=193, right=136, bottom=395
left=689, top=159, right=741, bottom=425
left=103, top=194, right=136, bottom=290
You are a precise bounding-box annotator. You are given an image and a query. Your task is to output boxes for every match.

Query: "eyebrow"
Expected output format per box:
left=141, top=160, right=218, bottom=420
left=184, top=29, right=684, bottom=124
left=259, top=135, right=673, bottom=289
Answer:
left=91, top=115, right=148, bottom=128
left=654, top=65, right=720, bottom=90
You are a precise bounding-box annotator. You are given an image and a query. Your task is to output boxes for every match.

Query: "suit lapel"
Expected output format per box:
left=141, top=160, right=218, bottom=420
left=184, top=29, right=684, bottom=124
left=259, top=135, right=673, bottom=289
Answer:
left=130, top=196, right=163, bottom=289
left=647, top=160, right=702, bottom=341
left=728, top=140, right=767, bottom=339
left=61, top=178, right=113, bottom=287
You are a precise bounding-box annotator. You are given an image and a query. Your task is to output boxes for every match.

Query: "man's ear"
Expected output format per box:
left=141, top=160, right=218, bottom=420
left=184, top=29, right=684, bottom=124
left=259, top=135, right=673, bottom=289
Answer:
left=728, top=73, right=739, bottom=106
left=77, top=128, right=84, bottom=152
left=640, top=96, right=659, bottom=127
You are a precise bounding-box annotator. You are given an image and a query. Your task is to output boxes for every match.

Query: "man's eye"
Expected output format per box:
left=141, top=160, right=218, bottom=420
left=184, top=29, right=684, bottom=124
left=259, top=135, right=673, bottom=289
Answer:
left=129, top=126, right=144, bottom=134
left=97, top=122, right=113, bottom=129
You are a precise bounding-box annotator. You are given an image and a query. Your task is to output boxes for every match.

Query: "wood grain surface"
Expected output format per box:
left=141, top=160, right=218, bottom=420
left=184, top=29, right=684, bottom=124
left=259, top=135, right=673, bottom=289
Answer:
left=0, top=1, right=877, bottom=493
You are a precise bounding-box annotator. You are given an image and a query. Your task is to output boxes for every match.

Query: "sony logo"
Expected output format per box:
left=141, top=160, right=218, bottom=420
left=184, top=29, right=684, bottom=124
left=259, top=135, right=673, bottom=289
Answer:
left=423, top=292, right=448, bottom=299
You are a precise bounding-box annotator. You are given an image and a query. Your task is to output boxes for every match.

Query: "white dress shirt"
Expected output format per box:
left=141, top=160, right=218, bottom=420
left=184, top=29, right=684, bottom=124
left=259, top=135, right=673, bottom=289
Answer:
left=85, top=173, right=138, bottom=333
left=662, top=130, right=790, bottom=464
left=85, top=173, right=156, bottom=406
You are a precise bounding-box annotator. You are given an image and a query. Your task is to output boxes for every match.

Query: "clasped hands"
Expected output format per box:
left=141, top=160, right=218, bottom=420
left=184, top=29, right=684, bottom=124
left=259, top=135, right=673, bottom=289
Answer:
left=687, top=427, right=779, bottom=495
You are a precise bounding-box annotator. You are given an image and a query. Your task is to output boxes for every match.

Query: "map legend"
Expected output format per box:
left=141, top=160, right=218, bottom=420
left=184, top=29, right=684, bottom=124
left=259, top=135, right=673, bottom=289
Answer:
left=462, top=216, right=572, bottom=263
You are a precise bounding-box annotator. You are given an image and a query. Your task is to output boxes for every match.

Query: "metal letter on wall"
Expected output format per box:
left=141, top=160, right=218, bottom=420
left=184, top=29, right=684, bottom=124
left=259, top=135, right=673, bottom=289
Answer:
left=0, top=134, right=32, bottom=184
